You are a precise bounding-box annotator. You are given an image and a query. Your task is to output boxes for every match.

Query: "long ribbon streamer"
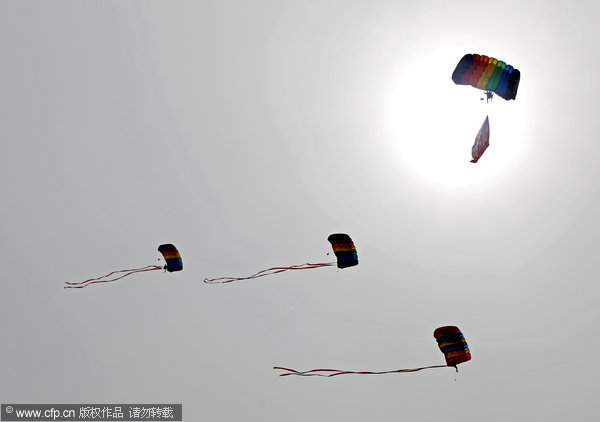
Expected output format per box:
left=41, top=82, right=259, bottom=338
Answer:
left=64, top=265, right=163, bottom=289
left=204, top=262, right=336, bottom=284
left=273, top=365, right=449, bottom=377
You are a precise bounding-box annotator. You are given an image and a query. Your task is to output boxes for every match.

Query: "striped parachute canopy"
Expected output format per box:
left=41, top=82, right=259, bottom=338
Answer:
left=327, top=233, right=358, bottom=269
left=434, top=326, right=471, bottom=367
left=158, top=244, right=183, bottom=272
left=452, top=53, right=520, bottom=100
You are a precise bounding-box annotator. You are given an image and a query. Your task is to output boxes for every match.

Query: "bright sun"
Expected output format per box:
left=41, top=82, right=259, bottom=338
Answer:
left=384, top=52, right=525, bottom=193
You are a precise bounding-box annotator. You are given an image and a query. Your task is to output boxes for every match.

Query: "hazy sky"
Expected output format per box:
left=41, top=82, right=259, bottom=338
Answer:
left=2, top=1, right=599, bottom=421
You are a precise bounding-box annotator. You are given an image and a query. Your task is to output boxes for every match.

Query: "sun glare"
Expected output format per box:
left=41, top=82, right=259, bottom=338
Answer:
left=384, top=53, right=526, bottom=192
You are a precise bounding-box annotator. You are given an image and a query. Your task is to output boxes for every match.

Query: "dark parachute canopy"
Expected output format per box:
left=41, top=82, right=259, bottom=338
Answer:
left=158, top=244, right=183, bottom=272
left=274, top=326, right=471, bottom=377
left=433, top=326, right=471, bottom=367
left=452, top=53, right=520, bottom=100
left=327, top=233, right=358, bottom=269
left=64, top=244, right=183, bottom=289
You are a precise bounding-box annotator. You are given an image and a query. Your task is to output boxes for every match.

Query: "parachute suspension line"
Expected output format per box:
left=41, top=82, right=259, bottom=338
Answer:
left=64, top=265, right=163, bottom=289
left=203, top=262, right=337, bottom=284
left=273, top=365, right=449, bottom=377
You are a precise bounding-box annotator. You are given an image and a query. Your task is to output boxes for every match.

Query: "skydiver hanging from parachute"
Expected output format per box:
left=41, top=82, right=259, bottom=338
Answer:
left=482, top=91, right=493, bottom=102
left=452, top=53, right=520, bottom=162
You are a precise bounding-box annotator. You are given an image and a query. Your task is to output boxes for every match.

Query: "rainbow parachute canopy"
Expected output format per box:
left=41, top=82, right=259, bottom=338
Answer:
left=433, top=326, right=471, bottom=367
left=452, top=53, right=520, bottom=100
left=158, top=244, right=183, bottom=272
left=327, top=233, right=358, bottom=269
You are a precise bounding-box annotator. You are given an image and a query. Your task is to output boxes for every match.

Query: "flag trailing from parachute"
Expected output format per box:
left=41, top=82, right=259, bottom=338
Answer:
left=471, top=115, right=490, bottom=163
left=273, top=326, right=470, bottom=377
left=203, top=233, right=358, bottom=284
left=64, top=244, right=183, bottom=289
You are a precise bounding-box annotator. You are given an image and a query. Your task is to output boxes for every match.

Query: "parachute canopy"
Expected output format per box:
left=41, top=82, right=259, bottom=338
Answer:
left=158, top=244, right=183, bottom=272
left=471, top=115, right=490, bottom=163
left=327, top=233, right=358, bottom=269
left=434, top=326, right=471, bottom=367
left=452, top=53, right=520, bottom=100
